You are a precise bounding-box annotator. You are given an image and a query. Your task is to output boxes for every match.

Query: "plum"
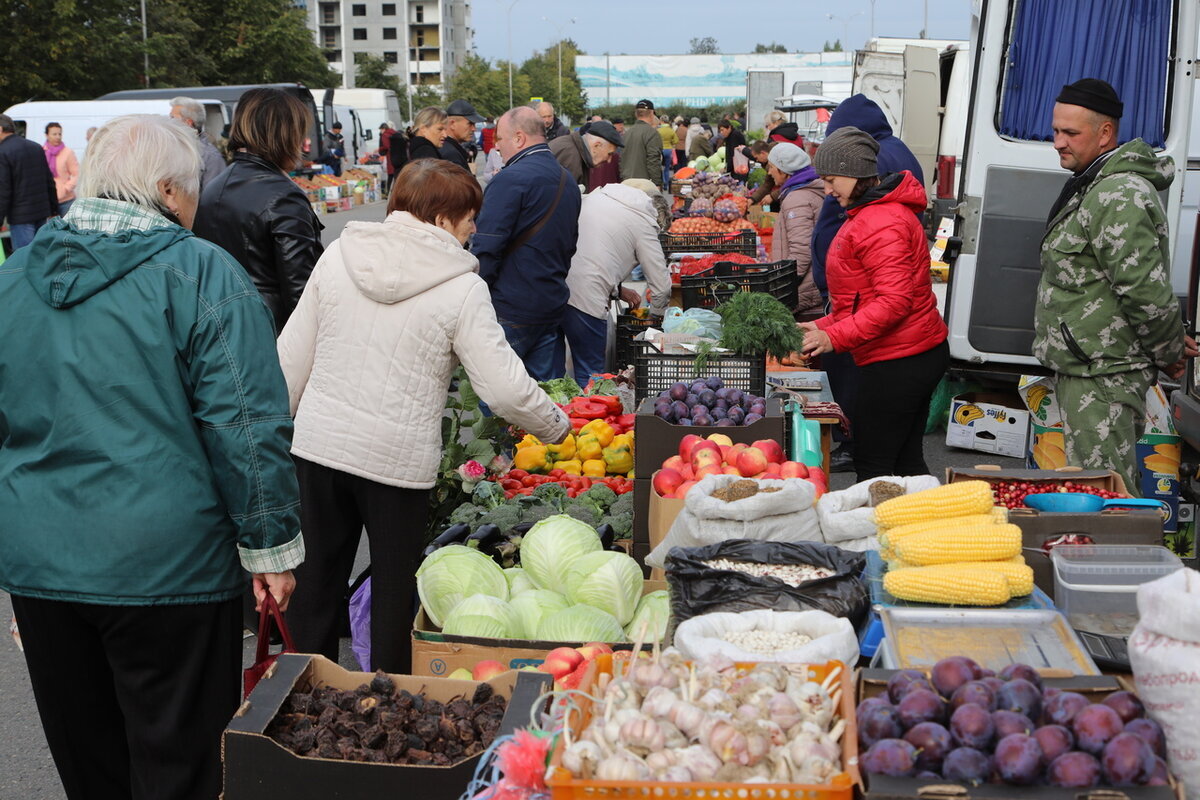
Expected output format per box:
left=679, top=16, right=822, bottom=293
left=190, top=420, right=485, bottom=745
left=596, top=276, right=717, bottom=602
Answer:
left=693, top=414, right=713, bottom=427
left=861, top=739, right=918, bottom=777
left=1148, top=756, right=1170, bottom=785
left=951, top=681, right=997, bottom=712
left=1102, top=691, right=1145, bottom=724
left=886, top=669, right=927, bottom=703
left=668, top=382, right=689, bottom=402
left=857, top=696, right=891, bottom=719
left=932, top=656, right=981, bottom=699
left=690, top=404, right=708, bottom=420
left=714, top=418, right=735, bottom=427
left=749, top=403, right=767, bottom=416
left=914, top=771, right=941, bottom=781
left=1101, top=732, right=1155, bottom=786
left=996, top=679, right=1042, bottom=721
left=980, top=668, right=996, bottom=678
left=1124, top=717, right=1166, bottom=757
left=654, top=405, right=676, bottom=423
left=942, top=747, right=991, bottom=785
left=859, top=704, right=904, bottom=749
left=998, top=663, right=1043, bottom=689
left=981, top=677, right=1006, bottom=694
left=949, top=703, right=995, bottom=750
left=1044, top=691, right=1090, bottom=727
left=1072, top=704, right=1124, bottom=755
left=994, top=733, right=1044, bottom=785
left=714, top=399, right=729, bottom=411
left=726, top=389, right=744, bottom=406
left=903, top=722, right=953, bottom=772
left=898, top=689, right=947, bottom=728
left=686, top=393, right=700, bottom=407
left=744, top=413, right=762, bottom=424
left=704, top=376, right=723, bottom=390
left=698, top=389, right=717, bottom=407
left=992, top=710, right=1035, bottom=739
left=714, top=387, right=730, bottom=401
left=1047, top=751, right=1101, bottom=788
left=1043, top=686, right=1063, bottom=700
left=690, top=380, right=706, bottom=393
left=1033, top=724, right=1074, bottom=765
left=710, top=407, right=728, bottom=421
left=727, top=407, right=746, bottom=425
left=670, top=400, right=690, bottom=420
left=677, top=418, right=693, bottom=426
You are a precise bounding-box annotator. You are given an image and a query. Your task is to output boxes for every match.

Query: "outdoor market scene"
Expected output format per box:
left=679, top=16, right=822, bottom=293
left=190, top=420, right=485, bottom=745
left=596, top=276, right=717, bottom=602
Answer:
left=3, top=1, right=1200, bottom=799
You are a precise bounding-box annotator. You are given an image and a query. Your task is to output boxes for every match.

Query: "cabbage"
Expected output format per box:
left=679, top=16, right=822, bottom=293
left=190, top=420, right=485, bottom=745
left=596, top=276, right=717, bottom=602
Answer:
left=520, top=514, right=602, bottom=596
left=441, top=594, right=520, bottom=639
left=564, top=551, right=644, bottom=626
left=624, top=590, right=670, bottom=642
left=415, top=545, right=508, bottom=628
left=504, top=567, right=536, bottom=596
left=509, top=589, right=571, bottom=639
left=537, top=604, right=627, bottom=643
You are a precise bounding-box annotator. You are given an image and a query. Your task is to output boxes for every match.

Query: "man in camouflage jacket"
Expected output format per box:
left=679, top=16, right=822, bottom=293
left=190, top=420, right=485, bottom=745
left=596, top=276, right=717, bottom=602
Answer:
left=1033, top=79, right=1187, bottom=494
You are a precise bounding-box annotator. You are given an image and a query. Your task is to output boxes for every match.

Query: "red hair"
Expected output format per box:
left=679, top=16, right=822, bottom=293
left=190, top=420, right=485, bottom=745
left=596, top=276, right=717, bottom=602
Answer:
left=387, top=159, right=482, bottom=224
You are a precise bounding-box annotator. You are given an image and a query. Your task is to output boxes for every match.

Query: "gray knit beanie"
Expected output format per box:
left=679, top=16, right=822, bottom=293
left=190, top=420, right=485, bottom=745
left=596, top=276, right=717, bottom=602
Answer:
left=812, top=126, right=880, bottom=178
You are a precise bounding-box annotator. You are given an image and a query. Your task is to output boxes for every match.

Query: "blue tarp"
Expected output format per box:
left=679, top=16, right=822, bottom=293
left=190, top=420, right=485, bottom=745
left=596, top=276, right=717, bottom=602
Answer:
left=999, top=0, right=1170, bottom=147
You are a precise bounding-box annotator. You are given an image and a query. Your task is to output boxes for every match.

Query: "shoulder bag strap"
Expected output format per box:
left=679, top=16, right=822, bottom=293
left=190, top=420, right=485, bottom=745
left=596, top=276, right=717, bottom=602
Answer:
left=501, top=167, right=570, bottom=260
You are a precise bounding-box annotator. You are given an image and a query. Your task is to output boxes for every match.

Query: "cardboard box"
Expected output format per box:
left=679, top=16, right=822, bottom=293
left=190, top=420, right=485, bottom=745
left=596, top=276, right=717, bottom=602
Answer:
left=634, top=395, right=786, bottom=476
left=633, top=477, right=651, bottom=561
left=945, top=391, right=1031, bottom=459
left=646, top=480, right=686, bottom=580
left=222, top=654, right=551, bottom=800
left=410, top=580, right=668, bottom=677
left=946, top=465, right=1130, bottom=497
left=858, top=669, right=1182, bottom=800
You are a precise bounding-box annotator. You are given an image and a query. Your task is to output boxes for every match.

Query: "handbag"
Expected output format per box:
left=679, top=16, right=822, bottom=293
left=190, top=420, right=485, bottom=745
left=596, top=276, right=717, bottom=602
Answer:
left=243, top=592, right=297, bottom=698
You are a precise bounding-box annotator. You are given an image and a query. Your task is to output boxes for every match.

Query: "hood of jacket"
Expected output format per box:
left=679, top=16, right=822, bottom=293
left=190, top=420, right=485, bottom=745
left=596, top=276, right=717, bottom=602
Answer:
left=22, top=218, right=191, bottom=309
left=1096, top=139, right=1174, bottom=191
left=592, top=183, right=657, bottom=226
left=826, top=93, right=894, bottom=140
left=846, top=171, right=927, bottom=217
left=770, top=122, right=801, bottom=142
left=338, top=210, right=479, bottom=304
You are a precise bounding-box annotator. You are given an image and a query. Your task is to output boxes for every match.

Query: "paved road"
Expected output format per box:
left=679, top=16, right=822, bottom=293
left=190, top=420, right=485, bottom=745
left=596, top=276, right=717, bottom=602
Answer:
left=320, top=199, right=388, bottom=247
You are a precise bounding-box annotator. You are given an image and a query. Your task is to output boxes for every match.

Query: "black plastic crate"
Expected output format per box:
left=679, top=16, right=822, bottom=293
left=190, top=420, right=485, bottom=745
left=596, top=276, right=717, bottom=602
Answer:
left=633, top=341, right=766, bottom=403
left=613, top=313, right=656, bottom=370
left=659, top=230, right=756, bottom=257
left=679, top=259, right=799, bottom=310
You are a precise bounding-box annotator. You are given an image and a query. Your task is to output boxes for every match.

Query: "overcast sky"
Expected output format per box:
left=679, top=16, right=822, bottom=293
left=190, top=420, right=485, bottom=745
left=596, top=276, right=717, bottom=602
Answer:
left=469, top=0, right=974, bottom=62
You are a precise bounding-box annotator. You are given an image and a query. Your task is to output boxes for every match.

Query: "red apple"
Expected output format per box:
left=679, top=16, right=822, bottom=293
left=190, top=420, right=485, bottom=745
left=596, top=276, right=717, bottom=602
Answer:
left=696, top=464, right=722, bottom=481
left=764, top=463, right=781, bottom=478
left=736, top=446, right=769, bottom=477
left=680, top=464, right=695, bottom=481
left=690, top=441, right=723, bottom=472
left=706, top=433, right=734, bottom=447
left=662, top=455, right=686, bottom=473
left=472, top=660, right=507, bottom=681
left=576, top=642, right=613, bottom=660
left=678, top=433, right=704, bottom=463
left=652, top=468, right=684, bottom=498
left=541, top=647, right=585, bottom=679
left=726, top=443, right=748, bottom=465
left=752, top=439, right=785, bottom=464
left=780, top=460, right=809, bottom=479
left=674, top=480, right=698, bottom=499
left=807, top=467, right=828, bottom=485
left=723, top=465, right=741, bottom=475
left=718, top=444, right=731, bottom=463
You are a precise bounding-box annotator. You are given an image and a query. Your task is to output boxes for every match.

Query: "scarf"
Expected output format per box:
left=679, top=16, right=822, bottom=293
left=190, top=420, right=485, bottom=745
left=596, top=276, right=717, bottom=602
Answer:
left=44, top=142, right=65, bottom=178
left=1045, top=148, right=1116, bottom=226
left=778, top=165, right=818, bottom=199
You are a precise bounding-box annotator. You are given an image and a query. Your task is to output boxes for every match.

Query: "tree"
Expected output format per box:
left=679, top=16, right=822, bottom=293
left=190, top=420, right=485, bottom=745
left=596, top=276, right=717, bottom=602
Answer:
left=823, top=39, right=843, bottom=52
left=689, top=37, right=719, bottom=55
left=186, top=0, right=337, bottom=86
left=444, top=54, right=510, bottom=117
left=520, top=39, right=586, bottom=120
left=356, top=53, right=405, bottom=96
left=754, top=42, right=788, bottom=54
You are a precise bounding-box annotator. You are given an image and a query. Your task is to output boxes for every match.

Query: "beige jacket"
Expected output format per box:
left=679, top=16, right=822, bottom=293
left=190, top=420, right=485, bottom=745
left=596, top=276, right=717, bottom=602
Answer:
left=278, top=211, right=570, bottom=488
left=770, top=178, right=825, bottom=315
left=47, top=145, right=79, bottom=204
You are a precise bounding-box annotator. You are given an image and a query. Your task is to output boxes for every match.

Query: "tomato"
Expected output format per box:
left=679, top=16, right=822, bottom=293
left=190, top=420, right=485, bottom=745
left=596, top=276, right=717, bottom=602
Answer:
left=548, top=469, right=566, bottom=480
left=504, top=490, right=515, bottom=500
left=521, top=475, right=538, bottom=487
left=500, top=479, right=522, bottom=491
left=508, top=469, right=528, bottom=480
left=515, top=487, right=533, bottom=496
left=579, top=477, right=592, bottom=489
left=566, top=488, right=579, bottom=498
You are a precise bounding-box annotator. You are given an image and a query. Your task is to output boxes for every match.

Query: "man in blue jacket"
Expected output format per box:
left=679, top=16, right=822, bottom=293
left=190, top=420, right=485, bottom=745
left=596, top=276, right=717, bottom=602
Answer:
left=473, top=105, right=581, bottom=380
left=809, top=95, right=925, bottom=471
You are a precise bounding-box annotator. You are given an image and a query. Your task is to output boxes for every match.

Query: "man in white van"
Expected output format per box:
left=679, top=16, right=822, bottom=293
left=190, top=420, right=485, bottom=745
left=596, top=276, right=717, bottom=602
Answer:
left=1034, top=78, right=1193, bottom=494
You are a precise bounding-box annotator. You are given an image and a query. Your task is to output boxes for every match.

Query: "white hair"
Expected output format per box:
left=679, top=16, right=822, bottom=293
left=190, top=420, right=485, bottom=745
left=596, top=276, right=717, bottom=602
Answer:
left=170, top=97, right=206, bottom=132
left=582, top=132, right=613, bottom=151
left=79, top=115, right=201, bottom=209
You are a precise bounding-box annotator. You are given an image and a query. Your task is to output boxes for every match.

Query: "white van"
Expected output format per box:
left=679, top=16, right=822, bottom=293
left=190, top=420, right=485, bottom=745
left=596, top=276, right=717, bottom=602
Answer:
left=944, top=1, right=1199, bottom=373
left=316, top=104, right=367, bottom=164
left=2, top=99, right=228, bottom=158
left=328, top=88, right=403, bottom=138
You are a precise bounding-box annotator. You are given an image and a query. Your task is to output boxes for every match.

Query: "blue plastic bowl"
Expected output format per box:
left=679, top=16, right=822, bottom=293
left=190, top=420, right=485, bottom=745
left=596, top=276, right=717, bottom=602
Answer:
left=1023, top=492, right=1105, bottom=513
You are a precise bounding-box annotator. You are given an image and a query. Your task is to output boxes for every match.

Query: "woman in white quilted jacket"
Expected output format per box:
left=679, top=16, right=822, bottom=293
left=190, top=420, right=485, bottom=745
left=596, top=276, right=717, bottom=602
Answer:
left=277, top=159, right=570, bottom=672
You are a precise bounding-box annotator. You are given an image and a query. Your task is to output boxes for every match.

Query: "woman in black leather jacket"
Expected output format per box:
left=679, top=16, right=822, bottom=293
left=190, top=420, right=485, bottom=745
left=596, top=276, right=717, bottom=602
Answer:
left=405, top=106, right=448, bottom=162
left=193, top=88, right=324, bottom=334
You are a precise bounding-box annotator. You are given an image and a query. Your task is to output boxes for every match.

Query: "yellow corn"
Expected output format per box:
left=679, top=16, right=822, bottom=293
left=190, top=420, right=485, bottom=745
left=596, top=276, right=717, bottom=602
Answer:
left=890, top=523, right=1022, bottom=566
left=874, top=481, right=995, bottom=529
left=881, top=514, right=1003, bottom=547
left=885, top=557, right=1034, bottom=598
left=884, top=565, right=1012, bottom=606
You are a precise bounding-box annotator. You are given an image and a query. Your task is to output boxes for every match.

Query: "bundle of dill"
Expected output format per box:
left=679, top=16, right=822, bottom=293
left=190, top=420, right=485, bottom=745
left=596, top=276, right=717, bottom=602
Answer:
left=714, top=291, right=805, bottom=362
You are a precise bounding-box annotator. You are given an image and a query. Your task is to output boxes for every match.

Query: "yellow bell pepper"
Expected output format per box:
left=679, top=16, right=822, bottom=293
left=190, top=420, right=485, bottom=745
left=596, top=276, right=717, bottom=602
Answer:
left=582, top=459, right=607, bottom=478
left=513, top=444, right=549, bottom=473
left=576, top=432, right=603, bottom=462
left=602, top=434, right=633, bottom=475
left=546, top=434, right=576, bottom=462
left=580, top=419, right=615, bottom=447
left=556, top=459, right=582, bottom=475
left=515, top=433, right=542, bottom=450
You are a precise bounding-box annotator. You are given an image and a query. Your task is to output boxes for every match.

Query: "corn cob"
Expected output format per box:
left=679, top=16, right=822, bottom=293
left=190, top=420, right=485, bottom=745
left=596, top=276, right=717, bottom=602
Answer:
left=874, top=481, right=995, bottom=529
left=884, top=565, right=1012, bottom=606
left=880, top=514, right=1004, bottom=552
left=889, top=557, right=1034, bottom=597
left=890, top=523, right=1022, bottom=566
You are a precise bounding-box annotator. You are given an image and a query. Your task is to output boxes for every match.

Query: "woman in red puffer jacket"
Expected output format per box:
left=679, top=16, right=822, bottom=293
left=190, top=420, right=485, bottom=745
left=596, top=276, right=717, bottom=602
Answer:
left=800, top=126, right=948, bottom=482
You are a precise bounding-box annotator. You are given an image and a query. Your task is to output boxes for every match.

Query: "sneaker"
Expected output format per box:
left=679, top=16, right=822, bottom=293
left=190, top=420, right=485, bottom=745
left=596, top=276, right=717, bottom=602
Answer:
left=830, top=449, right=855, bottom=473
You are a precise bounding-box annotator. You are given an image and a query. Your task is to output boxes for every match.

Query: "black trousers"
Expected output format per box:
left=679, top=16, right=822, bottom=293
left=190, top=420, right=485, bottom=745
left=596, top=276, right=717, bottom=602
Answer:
left=11, top=594, right=241, bottom=800
left=823, top=348, right=861, bottom=448
left=853, top=339, right=949, bottom=482
left=287, top=456, right=428, bottom=673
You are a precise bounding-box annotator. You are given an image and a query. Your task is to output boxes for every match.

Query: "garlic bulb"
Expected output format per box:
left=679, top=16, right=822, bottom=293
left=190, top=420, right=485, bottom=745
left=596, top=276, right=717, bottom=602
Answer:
left=562, top=740, right=603, bottom=779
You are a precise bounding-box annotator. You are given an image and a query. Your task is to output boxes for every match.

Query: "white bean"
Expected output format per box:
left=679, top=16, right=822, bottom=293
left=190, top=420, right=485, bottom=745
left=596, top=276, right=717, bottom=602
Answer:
left=701, top=559, right=834, bottom=587
left=722, top=629, right=813, bottom=654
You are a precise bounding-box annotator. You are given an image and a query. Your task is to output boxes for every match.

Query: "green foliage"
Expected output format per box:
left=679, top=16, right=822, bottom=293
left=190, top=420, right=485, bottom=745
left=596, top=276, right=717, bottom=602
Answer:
left=519, top=39, right=586, bottom=120
left=356, top=53, right=405, bottom=96
left=444, top=54, right=532, bottom=117
left=689, top=37, right=720, bottom=55
left=449, top=503, right=485, bottom=526
left=824, top=39, right=844, bottom=52
left=716, top=292, right=805, bottom=362
left=754, top=42, right=789, bottom=53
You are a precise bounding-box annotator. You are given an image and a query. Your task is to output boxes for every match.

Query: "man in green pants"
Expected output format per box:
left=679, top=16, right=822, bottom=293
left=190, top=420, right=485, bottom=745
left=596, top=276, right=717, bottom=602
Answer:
left=1033, top=78, right=1193, bottom=494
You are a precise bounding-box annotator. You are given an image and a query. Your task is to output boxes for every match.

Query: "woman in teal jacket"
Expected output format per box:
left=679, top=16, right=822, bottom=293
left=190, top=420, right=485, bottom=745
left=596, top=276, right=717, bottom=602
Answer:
left=0, top=115, right=304, bottom=800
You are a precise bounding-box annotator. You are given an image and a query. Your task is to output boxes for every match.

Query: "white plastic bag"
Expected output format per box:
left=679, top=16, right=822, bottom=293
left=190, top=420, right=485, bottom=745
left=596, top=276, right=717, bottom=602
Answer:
left=645, top=474, right=821, bottom=569
left=816, top=475, right=941, bottom=545
left=1130, top=567, right=1200, bottom=799
left=673, top=608, right=859, bottom=665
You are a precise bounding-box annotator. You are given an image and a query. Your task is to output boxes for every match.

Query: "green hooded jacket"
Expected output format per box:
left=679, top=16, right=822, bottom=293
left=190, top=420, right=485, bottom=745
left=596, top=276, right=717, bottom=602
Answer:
left=1033, top=138, right=1183, bottom=377
left=0, top=204, right=303, bottom=605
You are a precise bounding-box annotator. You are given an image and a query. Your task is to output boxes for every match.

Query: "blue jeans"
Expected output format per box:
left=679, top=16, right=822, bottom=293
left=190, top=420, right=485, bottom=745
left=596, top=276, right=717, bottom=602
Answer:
left=558, top=306, right=609, bottom=388
left=497, top=318, right=562, bottom=382
left=662, top=149, right=673, bottom=188
left=9, top=220, right=45, bottom=250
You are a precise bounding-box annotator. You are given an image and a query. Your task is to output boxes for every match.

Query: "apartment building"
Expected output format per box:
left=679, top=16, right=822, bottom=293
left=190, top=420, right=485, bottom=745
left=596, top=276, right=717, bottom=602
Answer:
left=305, top=0, right=472, bottom=89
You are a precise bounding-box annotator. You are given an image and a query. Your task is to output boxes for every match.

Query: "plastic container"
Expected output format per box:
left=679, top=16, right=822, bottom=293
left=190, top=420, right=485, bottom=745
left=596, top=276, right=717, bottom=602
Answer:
left=1050, top=544, right=1183, bottom=637
left=632, top=341, right=766, bottom=403
left=612, top=312, right=655, bottom=370
left=680, top=258, right=799, bottom=310
left=1023, top=491, right=1104, bottom=513
left=659, top=229, right=757, bottom=257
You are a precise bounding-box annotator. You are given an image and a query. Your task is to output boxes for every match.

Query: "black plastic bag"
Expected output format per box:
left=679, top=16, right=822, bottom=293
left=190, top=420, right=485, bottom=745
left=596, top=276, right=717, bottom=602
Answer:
left=665, top=539, right=869, bottom=630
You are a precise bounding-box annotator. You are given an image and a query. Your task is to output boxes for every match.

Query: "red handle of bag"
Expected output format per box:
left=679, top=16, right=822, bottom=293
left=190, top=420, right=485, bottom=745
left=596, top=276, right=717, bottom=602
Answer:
left=254, top=591, right=297, bottom=664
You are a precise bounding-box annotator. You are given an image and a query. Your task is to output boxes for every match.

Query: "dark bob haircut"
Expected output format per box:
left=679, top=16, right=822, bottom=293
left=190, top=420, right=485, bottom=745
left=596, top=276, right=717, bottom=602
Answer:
left=227, top=88, right=311, bottom=172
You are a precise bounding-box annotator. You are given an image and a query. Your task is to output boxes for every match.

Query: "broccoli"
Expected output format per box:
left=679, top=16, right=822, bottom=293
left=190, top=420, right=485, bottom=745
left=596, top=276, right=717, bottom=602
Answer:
left=577, top=483, right=617, bottom=517
left=562, top=501, right=600, bottom=528
left=600, top=492, right=634, bottom=539
left=476, top=504, right=522, bottom=533
left=610, top=491, right=633, bottom=517
left=519, top=502, right=559, bottom=527
left=449, top=502, right=484, bottom=526
left=472, top=480, right=507, bottom=510
left=531, top=482, right=568, bottom=511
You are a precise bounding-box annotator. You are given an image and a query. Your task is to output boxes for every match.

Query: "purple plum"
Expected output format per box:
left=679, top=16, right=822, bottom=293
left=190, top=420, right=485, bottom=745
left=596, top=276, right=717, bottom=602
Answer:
left=950, top=703, right=995, bottom=750
left=998, top=663, right=1043, bottom=689
left=1033, top=724, right=1074, bottom=765
left=886, top=669, right=928, bottom=703
left=898, top=688, right=947, bottom=728
left=992, top=710, right=1035, bottom=739
left=861, top=739, right=918, bottom=777
left=942, top=747, right=991, bottom=785
left=1044, top=691, right=1090, bottom=727
left=994, top=733, right=1044, bottom=785
left=1047, top=751, right=1101, bottom=788
left=859, top=704, right=904, bottom=749
left=903, top=722, right=953, bottom=772
left=1102, top=691, right=1145, bottom=724
left=951, top=681, right=997, bottom=712
left=1072, top=704, right=1124, bottom=755
left=996, top=678, right=1042, bottom=721
left=1101, top=732, right=1155, bottom=786
left=1124, top=717, right=1166, bottom=758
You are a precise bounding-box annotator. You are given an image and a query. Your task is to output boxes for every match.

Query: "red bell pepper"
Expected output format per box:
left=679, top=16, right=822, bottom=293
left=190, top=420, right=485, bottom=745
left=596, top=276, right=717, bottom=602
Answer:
left=591, top=395, right=623, bottom=414
left=567, top=397, right=608, bottom=419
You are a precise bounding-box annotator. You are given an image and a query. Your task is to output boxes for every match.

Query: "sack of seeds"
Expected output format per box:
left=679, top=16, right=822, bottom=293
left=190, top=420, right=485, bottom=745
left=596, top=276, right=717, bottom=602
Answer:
left=673, top=608, right=858, bottom=665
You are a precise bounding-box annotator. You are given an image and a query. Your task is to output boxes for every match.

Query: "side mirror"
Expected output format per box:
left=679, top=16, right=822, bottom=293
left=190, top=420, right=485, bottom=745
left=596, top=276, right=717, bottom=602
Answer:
left=365, top=130, right=373, bottom=141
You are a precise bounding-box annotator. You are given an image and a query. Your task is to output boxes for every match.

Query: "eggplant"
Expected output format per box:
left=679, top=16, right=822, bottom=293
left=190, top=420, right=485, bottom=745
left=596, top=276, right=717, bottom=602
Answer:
left=465, top=523, right=505, bottom=550
left=596, top=523, right=616, bottom=550
left=509, top=521, right=536, bottom=536
left=421, top=522, right=471, bottom=557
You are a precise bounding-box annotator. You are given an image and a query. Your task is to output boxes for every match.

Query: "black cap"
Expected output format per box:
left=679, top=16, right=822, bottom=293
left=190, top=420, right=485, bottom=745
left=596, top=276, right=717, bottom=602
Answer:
left=635, top=99, right=655, bottom=110
left=1056, top=78, right=1123, bottom=119
left=612, top=117, right=624, bottom=125
left=446, top=99, right=485, bottom=123
left=585, top=120, right=623, bottom=148
left=332, top=122, right=342, bottom=129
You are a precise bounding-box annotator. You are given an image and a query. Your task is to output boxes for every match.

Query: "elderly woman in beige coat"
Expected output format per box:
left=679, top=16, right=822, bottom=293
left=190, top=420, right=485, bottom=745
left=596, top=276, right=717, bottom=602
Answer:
left=767, top=142, right=825, bottom=320
left=277, top=159, right=569, bottom=672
